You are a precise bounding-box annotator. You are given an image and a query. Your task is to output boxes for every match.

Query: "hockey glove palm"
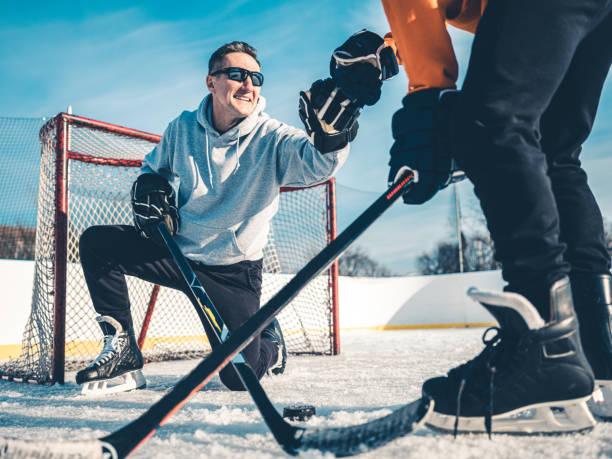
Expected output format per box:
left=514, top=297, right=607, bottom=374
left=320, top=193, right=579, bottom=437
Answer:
left=330, top=29, right=398, bottom=107
left=299, top=78, right=359, bottom=153
left=388, top=88, right=463, bottom=205
left=131, top=173, right=180, bottom=241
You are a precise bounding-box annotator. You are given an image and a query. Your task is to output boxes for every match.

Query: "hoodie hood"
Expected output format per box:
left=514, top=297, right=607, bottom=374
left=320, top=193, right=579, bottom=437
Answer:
left=196, top=94, right=267, bottom=139
left=194, top=94, right=268, bottom=184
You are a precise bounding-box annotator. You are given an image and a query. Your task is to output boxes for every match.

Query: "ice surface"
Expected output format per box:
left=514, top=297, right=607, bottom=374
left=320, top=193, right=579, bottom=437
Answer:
left=1, top=328, right=611, bottom=458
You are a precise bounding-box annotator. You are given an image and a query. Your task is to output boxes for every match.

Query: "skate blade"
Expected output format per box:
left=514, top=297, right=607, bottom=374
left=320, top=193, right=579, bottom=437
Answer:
left=427, top=395, right=595, bottom=435
left=588, top=380, right=612, bottom=420
left=80, top=369, right=146, bottom=396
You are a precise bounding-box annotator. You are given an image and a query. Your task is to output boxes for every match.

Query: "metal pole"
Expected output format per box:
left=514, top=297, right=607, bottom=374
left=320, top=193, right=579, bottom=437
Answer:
left=454, top=183, right=464, bottom=273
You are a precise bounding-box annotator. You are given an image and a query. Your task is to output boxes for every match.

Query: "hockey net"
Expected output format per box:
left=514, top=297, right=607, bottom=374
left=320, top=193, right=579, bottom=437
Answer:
left=0, top=113, right=339, bottom=384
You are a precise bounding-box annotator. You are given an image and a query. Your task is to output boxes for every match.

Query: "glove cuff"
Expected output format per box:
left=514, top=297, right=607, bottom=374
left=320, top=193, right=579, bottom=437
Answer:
left=311, top=121, right=358, bottom=153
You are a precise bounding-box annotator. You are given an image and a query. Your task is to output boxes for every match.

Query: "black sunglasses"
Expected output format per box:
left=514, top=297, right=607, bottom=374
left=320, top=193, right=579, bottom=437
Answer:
left=210, top=67, right=264, bottom=87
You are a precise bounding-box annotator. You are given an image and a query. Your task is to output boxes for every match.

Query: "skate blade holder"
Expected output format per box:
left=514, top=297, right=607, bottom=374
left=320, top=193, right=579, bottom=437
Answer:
left=428, top=395, right=595, bottom=434
left=80, top=370, right=146, bottom=396
left=588, top=380, right=612, bottom=420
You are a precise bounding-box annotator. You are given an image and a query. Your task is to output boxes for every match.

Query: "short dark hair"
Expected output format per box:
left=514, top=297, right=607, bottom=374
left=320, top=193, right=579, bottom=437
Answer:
left=208, top=41, right=260, bottom=74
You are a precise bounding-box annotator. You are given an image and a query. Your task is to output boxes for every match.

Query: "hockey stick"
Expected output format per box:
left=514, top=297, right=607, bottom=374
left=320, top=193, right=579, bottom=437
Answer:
left=155, top=221, right=300, bottom=446
left=0, top=170, right=430, bottom=458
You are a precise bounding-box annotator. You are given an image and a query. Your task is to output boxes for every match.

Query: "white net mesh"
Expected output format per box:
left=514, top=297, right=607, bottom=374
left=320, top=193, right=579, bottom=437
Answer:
left=0, top=114, right=338, bottom=384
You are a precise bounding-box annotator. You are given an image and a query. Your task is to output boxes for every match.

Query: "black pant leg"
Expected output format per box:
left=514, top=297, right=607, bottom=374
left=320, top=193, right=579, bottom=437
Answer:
left=191, top=260, right=277, bottom=390
left=80, top=225, right=275, bottom=390
left=452, top=0, right=612, bottom=315
left=79, top=225, right=186, bottom=330
left=541, top=11, right=612, bottom=275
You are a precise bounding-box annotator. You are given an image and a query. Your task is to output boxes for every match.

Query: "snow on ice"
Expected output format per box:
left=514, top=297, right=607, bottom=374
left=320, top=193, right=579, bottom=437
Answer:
left=1, top=329, right=611, bottom=458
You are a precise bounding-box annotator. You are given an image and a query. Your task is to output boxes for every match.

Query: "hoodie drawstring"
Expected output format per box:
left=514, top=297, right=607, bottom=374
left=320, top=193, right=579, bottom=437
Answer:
left=233, top=133, right=241, bottom=175
left=204, top=130, right=213, bottom=188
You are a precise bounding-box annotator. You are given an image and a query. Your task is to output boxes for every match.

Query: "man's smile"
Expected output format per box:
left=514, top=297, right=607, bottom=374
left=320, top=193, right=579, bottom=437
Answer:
left=234, top=93, right=252, bottom=102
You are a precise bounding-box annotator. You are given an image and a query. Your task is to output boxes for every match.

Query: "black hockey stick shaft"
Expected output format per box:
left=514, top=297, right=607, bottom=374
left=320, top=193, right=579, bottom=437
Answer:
left=156, top=223, right=296, bottom=443
left=102, top=170, right=415, bottom=457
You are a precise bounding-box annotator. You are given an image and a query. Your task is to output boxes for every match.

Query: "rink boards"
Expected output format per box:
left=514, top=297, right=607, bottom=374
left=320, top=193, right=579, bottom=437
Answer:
left=0, top=259, right=502, bottom=359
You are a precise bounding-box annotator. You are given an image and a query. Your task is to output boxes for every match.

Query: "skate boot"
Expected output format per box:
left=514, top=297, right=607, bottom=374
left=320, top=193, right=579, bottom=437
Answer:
left=76, top=315, right=146, bottom=396
left=262, top=318, right=287, bottom=376
left=423, top=277, right=595, bottom=435
left=571, top=273, right=612, bottom=419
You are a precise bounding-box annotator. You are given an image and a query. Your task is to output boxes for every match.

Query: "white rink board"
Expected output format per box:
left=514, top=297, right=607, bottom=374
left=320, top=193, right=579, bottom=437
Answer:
left=338, top=270, right=503, bottom=329
left=0, top=259, right=35, bottom=345
left=1, top=258, right=502, bottom=347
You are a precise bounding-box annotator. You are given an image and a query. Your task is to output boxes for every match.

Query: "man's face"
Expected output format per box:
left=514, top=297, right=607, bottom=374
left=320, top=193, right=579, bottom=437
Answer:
left=207, top=52, right=261, bottom=120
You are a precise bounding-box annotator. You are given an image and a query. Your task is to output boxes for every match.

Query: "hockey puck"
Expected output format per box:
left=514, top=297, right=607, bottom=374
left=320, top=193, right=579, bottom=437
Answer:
left=283, top=404, right=316, bottom=421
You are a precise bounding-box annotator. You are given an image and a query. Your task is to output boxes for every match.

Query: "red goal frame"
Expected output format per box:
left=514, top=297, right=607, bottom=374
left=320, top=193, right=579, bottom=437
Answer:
left=48, top=113, right=340, bottom=384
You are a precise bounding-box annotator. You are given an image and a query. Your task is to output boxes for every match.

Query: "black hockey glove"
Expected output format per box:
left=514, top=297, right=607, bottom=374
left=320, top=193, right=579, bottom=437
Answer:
left=330, top=29, right=399, bottom=107
left=388, top=88, right=464, bottom=205
left=130, top=173, right=180, bottom=242
left=299, top=78, right=359, bottom=153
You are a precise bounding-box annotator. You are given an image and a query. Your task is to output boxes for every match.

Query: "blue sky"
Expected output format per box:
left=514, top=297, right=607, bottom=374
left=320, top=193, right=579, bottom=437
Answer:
left=1, top=1, right=610, bottom=274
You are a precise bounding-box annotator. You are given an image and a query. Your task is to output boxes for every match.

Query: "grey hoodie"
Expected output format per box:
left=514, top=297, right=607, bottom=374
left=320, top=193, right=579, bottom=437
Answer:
left=141, top=94, right=349, bottom=265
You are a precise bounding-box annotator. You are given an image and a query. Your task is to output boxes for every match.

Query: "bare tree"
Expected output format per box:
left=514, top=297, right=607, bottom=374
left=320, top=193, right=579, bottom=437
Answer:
left=338, top=246, right=395, bottom=277
left=0, top=225, right=36, bottom=260
left=463, top=232, right=501, bottom=272
left=417, top=231, right=501, bottom=275
left=417, top=233, right=468, bottom=275
left=417, top=242, right=458, bottom=275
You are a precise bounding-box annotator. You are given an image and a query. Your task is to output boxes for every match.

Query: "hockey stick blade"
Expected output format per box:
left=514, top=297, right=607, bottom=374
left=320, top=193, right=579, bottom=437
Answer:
left=100, top=170, right=415, bottom=457
left=290, top=397, right=432, bottom=456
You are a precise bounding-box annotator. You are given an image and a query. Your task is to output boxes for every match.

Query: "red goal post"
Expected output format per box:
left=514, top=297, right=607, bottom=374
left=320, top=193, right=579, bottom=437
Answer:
left=0, top=113, right=340, bottom=385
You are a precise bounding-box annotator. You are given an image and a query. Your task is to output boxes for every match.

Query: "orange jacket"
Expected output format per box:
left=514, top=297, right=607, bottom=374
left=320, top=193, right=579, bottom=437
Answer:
left=381, top=0, right=487, bottom=93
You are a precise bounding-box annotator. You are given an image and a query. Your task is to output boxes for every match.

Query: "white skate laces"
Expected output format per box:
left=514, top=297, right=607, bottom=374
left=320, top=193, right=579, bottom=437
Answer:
left=87, top=315, right=126, bottom=368
left=88, top=333, right=126, bottom=369
left=78, top=315, right=146, bottom=396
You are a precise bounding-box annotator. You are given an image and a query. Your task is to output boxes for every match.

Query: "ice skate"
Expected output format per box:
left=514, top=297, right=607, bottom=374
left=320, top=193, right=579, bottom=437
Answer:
left=423, top=277, right=596, bottom=435
left=76, top=316, right=146, bottom=396
left=263, top=318, right=287, bottom=376
left=571, top=273, right=612, bottom=419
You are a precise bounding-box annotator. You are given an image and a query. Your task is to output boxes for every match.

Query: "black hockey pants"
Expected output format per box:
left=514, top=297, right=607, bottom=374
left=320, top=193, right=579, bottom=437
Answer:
left=79, top=224, right=278, bottom=391
left=452, top=0, right=612, bottom=317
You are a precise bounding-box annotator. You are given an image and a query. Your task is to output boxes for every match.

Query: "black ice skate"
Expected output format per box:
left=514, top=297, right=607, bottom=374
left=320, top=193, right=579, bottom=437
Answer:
left=76, top=316, right=145, bottom=396
left=423, top=277, right=595, bottom=435
left=571, top=273, right=612, bottom=419
left=263, top=318, right=287, bottom=376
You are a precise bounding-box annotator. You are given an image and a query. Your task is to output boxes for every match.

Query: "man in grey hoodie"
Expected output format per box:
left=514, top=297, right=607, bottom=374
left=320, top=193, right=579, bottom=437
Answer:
left=74, top=38, right=389, bottom=394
